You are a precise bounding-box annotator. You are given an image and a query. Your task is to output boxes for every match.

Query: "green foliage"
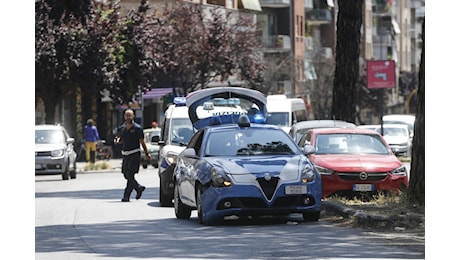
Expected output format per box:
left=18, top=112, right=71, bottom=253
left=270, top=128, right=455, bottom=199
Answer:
left=36, top=0, right=266, bottom=115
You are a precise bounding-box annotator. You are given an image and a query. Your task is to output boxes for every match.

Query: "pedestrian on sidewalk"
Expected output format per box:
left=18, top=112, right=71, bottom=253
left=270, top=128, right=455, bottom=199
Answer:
left=84, top=118, right=100, bottom=164
left=114, top=109, right=150, bottom=202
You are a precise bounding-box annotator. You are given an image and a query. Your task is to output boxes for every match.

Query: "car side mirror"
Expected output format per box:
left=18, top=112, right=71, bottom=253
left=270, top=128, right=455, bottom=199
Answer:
left=303, top=144, right=316, bottom=155
left=67, top=137, right=75, bottom=144
left=182, top=148, right=198, bottom=159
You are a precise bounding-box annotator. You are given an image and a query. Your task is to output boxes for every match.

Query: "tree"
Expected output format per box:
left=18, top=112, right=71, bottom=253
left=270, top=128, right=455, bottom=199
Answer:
left=330, top=0, right=363, bottom=122
left=147, top=1, right=265, bottom=95
left=35, top=0, right=120, bottom=123
left=407, top=18, right=424, bottom=206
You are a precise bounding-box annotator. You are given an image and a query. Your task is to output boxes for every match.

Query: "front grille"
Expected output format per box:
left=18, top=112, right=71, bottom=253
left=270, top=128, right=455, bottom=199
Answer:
left=216, top=195, right=316, bottom=210
left=338, top=172, right=388, bottom=181
left=256, top=177, right=279, bottom=200
left=36, top=151, right=52, bottom=156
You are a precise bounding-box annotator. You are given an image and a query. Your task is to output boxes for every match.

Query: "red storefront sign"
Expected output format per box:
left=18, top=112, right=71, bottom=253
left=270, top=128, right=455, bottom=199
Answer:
left=367, top=60, right=395, bottom=89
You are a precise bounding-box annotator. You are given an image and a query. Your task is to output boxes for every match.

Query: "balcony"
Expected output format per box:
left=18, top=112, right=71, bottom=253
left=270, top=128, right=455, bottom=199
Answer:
left=372, top=34, right=393, bottom=45
left=259, top=0, right=290, bottom=8
left=306, top=9, right=332, bottom=24
left=260, top=35, right=291, bottom=52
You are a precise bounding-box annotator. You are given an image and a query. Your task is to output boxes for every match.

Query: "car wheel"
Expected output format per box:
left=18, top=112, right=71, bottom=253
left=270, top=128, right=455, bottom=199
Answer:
left=70, top=160, right=77, bottom=179
left=302, top=211, right=320, bottom=222
left=159, top=176, right=174, bottom=207
left=62, top=164, right=70, bottom=180
left=174, top=184, right=191, bottom=219
left=196, top=186, right=204, bottom=224
left=142, top=164, right=148, bottom=169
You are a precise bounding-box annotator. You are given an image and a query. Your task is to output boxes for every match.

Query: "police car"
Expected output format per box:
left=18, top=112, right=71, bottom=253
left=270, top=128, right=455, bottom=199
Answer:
left=172, top=87, right=322, bottom=225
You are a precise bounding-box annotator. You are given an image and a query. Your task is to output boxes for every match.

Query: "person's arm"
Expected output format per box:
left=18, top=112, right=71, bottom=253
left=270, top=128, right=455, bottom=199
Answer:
left=139, top=138, right=151, bottom=160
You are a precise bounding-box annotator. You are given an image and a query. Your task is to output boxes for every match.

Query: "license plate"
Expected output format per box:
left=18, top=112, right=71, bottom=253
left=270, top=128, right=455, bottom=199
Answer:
left=285, top=185, right=307, bottom=194
left=353, top=184, right=374, bottom=191
left=35, top=164, right=44, bottom=170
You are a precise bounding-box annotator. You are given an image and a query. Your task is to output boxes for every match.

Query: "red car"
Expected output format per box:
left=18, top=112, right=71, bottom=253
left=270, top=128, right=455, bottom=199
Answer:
left=302, top=128, right=408, bottom=198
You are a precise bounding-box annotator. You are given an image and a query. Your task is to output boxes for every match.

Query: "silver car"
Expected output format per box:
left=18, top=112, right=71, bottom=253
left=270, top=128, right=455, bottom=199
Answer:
left=35, top=124, right=77, bottom=180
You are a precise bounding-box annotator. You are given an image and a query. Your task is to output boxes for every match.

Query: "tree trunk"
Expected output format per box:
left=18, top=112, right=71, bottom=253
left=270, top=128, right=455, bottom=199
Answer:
left=408, top=19, right=425, bottom=206
left=331, top=0, right=363, bottom=123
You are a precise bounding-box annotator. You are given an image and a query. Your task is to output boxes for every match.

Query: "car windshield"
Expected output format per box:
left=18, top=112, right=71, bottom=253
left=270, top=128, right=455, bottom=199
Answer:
left=315, top=133, right=390, bottom=155
left=36, top=129, right=65, bottom=144
left=144, top=129, right=161, bottom=143
left=265, top=112, right=289, bottom=127
left=205, top=128, right=299, bottom=156
left=381, top=127, right=408, bottom=137
left=170, top=118, right=194, bottom=145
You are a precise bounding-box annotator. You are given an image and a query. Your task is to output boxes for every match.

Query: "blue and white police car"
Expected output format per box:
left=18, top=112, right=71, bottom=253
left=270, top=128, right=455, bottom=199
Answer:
left=173, top=87, right=322, bottom=225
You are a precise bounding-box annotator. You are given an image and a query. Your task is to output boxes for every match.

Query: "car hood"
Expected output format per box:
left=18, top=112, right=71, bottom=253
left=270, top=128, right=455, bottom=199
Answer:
left=311, top=154, right=402, bottom=172
left=186, top=87, right=267, bottom=130
left=205, top=155, right=306, bottom=182
left=35, top=143, right=66, bottom=152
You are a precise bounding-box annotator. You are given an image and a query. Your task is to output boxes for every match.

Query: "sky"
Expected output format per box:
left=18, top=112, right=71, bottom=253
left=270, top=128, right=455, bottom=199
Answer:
left=2, top=1, right=458, bottom=259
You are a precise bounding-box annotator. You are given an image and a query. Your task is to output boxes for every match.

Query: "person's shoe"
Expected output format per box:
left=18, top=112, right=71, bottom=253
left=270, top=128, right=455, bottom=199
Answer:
left=121, top=198, right=130, bottom=202
left=136, top=186, right=146, bottom=200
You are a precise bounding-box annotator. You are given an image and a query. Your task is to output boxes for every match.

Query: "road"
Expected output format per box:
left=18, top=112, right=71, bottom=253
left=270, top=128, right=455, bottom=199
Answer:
left=35, top=160, right=424, bottom=260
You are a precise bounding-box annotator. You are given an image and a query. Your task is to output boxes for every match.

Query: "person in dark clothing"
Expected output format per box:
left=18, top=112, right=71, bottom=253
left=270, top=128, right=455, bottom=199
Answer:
left=114, top=109, right=151, bottom=202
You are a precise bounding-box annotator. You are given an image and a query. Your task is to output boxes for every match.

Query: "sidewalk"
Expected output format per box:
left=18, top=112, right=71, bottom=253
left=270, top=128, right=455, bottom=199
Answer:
left=77, top=158, right=122, bottom=173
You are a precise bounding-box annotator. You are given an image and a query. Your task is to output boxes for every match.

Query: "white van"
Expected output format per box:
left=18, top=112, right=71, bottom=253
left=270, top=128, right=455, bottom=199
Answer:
left=157, top=97, right=194, bottom=207
left=266, top=95, right=308, bottom=133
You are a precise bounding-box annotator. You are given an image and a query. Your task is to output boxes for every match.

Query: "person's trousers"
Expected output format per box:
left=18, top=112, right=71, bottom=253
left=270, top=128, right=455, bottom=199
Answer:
left=122, top=152, right=142, bottom=199
left=85, top=141, right=97, bottom=163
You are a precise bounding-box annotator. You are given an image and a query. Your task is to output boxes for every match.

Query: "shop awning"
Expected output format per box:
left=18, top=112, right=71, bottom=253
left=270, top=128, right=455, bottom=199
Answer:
left=242, top=0, right=262, bottom=11
left=142, top=88, right=173, bottom=99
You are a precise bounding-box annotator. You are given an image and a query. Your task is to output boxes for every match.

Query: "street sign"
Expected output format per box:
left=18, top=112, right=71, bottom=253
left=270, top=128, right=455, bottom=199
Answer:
left=367, top=60, right=395, bottom=89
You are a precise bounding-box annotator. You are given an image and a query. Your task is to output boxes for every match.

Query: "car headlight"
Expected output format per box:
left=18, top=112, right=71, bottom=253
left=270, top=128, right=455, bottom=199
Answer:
left=390, top=165, right=407, bottom=176
left=51, top=149, right=65, bottom=157
left=165, top=152, right=178, bottom=165
left=210, top=167, right=232, bottom=187
left=301, top=164, right=315, bottom=183
left=314, top=164, right=334, bottom=175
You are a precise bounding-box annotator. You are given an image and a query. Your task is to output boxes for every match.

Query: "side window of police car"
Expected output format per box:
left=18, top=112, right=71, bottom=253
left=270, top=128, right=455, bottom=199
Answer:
left=187, top=129, right=203, bottom=155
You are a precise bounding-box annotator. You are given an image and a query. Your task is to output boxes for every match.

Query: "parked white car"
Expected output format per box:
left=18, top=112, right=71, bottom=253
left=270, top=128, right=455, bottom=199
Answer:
left=357, top=124, right=412, bottom=156
left=35, top=124, right=77, bottom=180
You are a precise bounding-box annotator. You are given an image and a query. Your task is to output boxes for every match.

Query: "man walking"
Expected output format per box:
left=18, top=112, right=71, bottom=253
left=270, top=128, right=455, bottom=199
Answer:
left=114, top=109, right=151, bottom=202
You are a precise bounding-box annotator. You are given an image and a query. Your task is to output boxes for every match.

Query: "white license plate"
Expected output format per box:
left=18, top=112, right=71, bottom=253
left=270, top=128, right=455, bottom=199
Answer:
left=285, top=185, right=307, bottom=195
left=353, top=184, right=374, bottom=191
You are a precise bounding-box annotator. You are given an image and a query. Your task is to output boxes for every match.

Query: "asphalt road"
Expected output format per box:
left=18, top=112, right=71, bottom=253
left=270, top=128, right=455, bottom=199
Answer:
left=33, top=160, right=424, bottom=260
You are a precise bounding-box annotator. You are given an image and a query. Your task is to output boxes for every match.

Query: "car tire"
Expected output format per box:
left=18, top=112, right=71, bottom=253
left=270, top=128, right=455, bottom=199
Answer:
left=302, top=210, right=320, bottom=222
left=70, top=160, right=77, bottom=179
left=62, top=164, right=70, bottom=180
left=142, top=164, right=148, bottom=169
left=174, top=184, right=191, bottom=219
left=159, top=175, right=174, bottom=207
left=196, top=186, right=204, bottom=224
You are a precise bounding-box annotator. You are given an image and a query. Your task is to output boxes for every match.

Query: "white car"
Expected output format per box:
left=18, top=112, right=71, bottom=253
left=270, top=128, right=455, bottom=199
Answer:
left=141, top=128, right=161, bottom=169
left=35, top=124, right=77, bottom=180
left=357, top=124, right=412, bottom=156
